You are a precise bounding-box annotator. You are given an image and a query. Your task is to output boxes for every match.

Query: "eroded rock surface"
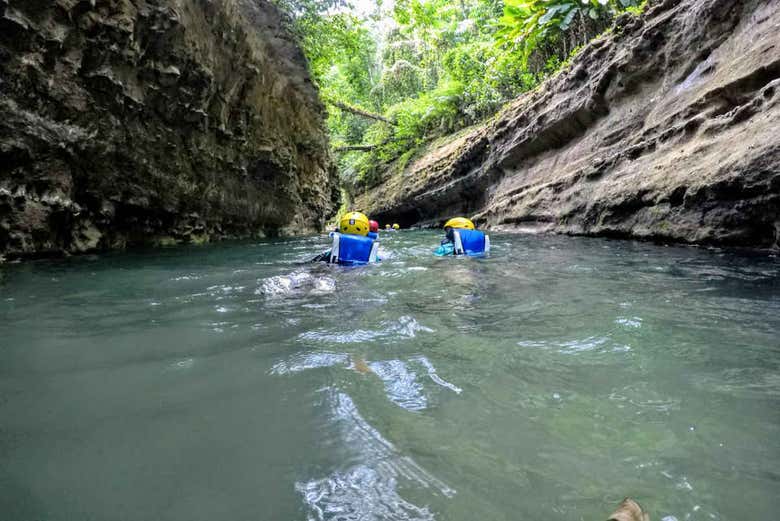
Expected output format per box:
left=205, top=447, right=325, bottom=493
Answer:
left=356, top=0, right=780, bottom=249
left=0, top=0, right=338, bottom=258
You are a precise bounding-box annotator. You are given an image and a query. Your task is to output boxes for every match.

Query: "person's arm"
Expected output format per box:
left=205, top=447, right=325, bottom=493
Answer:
left=310, top=250, right=332, bottom=263
left=434, top=242, right=454, bottom=256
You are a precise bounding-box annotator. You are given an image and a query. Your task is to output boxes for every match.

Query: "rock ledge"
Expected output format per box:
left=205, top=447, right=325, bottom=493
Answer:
left=356, top=0, right=779, bottom=250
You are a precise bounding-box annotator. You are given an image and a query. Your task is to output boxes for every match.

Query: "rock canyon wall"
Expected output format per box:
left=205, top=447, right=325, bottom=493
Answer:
left=0, top=0, right=338, bottom=258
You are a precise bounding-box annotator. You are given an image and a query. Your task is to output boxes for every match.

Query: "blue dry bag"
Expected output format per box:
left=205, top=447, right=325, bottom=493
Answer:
left=453, top=229, right=490, bottom=257
left=329, top=233, right=379, bottom=266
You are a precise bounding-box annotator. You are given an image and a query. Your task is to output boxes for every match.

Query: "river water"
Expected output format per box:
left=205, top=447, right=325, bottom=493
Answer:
left=1, top=231, right=778, bottom=521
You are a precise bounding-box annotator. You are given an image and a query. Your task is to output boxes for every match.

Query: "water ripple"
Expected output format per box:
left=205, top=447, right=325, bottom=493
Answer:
left=297, top=391, right=454, bottom=520
left=558, top=335, right=610, bottom=353
left=297, top=465, right=435, bottom=521
left=271, top=352, right=462, bottom=411
left=692, top=368, right=780, bottom=398
left=299, top=316, right=434, bottom=346
left=270, top=351, right=350, bottom=375
left=518, top=335, right=633, bottom=356
left=415, top=356, right=462, bottom=394
left=608, top=384, right=680, bottom=413
left=615, top=316, right=643, bottom=328
left=369, top=360, right=427, bottom=411
left=299, top=329, right=385, bottom=344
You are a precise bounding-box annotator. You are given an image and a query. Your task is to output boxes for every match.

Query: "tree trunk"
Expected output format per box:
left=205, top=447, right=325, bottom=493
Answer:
left=334, top=138, right=398, bottom=153
left=325, top=98, right=395, bottom=125
left=334, top=144, right=382, bottom=152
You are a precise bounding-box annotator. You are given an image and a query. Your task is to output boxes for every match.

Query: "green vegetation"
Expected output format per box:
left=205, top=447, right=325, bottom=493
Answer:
left=274, top=0, right=644, bottom=196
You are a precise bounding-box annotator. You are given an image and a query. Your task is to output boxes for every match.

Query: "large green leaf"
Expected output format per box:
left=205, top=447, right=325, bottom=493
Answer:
left=560, top=6, right=579, bottom=30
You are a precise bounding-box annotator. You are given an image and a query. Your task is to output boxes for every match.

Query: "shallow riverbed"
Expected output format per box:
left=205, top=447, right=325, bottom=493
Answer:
left=1, top=231, right=778, bottom=521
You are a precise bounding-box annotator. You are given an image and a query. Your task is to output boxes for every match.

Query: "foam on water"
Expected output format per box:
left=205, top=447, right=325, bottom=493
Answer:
left=258, top=270, right=337, bottom=298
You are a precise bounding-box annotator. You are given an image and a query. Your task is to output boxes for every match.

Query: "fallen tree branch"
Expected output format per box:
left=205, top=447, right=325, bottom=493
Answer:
left=334, top=144, right=383, bottom=152
left=333, top=137, right=399, bottom=153
left=325, top=98, right=396, bottom=125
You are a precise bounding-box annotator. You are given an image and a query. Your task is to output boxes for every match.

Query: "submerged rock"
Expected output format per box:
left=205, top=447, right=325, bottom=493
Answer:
left=0, top=0, right=338, bottom=258
left=356, top=0, right=780, bottom=250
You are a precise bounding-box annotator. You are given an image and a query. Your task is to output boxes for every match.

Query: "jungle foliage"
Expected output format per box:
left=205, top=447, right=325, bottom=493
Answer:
left=273, top=0, right=645, bottom=194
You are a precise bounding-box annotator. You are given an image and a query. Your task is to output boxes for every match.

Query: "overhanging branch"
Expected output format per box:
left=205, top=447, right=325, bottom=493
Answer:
left=325, top=98, right=396, bottom=125
left=333, top=137, right=399, bottom=153
left=334, top=144, right=382, bottom=152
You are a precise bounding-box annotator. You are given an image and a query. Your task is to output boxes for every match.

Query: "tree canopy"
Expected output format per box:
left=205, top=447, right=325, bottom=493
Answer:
left=273, top=0, right=645, bottom=194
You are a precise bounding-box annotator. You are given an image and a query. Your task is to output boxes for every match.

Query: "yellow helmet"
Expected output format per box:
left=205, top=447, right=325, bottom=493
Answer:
left=444, top=217, right=475, bottom=230
left=339, top=211, right=370, bottom=236
left=385, top=224, right=391, bottom=229
left=392, top=223, right=400, bottom=230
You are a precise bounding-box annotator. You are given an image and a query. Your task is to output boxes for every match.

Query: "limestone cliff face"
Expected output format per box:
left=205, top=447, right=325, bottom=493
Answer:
left=356, top=0, right=780, bottom=250
left=0, top=0, right=338, bottom=258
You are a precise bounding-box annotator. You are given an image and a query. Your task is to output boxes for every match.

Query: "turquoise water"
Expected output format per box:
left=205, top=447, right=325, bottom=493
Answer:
left=1, top=231, right=778, bottom=521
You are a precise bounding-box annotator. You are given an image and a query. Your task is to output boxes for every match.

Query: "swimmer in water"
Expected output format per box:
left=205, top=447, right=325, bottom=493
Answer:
left=311, top=211, right=380, bottom=265
left=367, top=220, right=379, bottom=240
left=433, top=217, right=490, bottom=257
